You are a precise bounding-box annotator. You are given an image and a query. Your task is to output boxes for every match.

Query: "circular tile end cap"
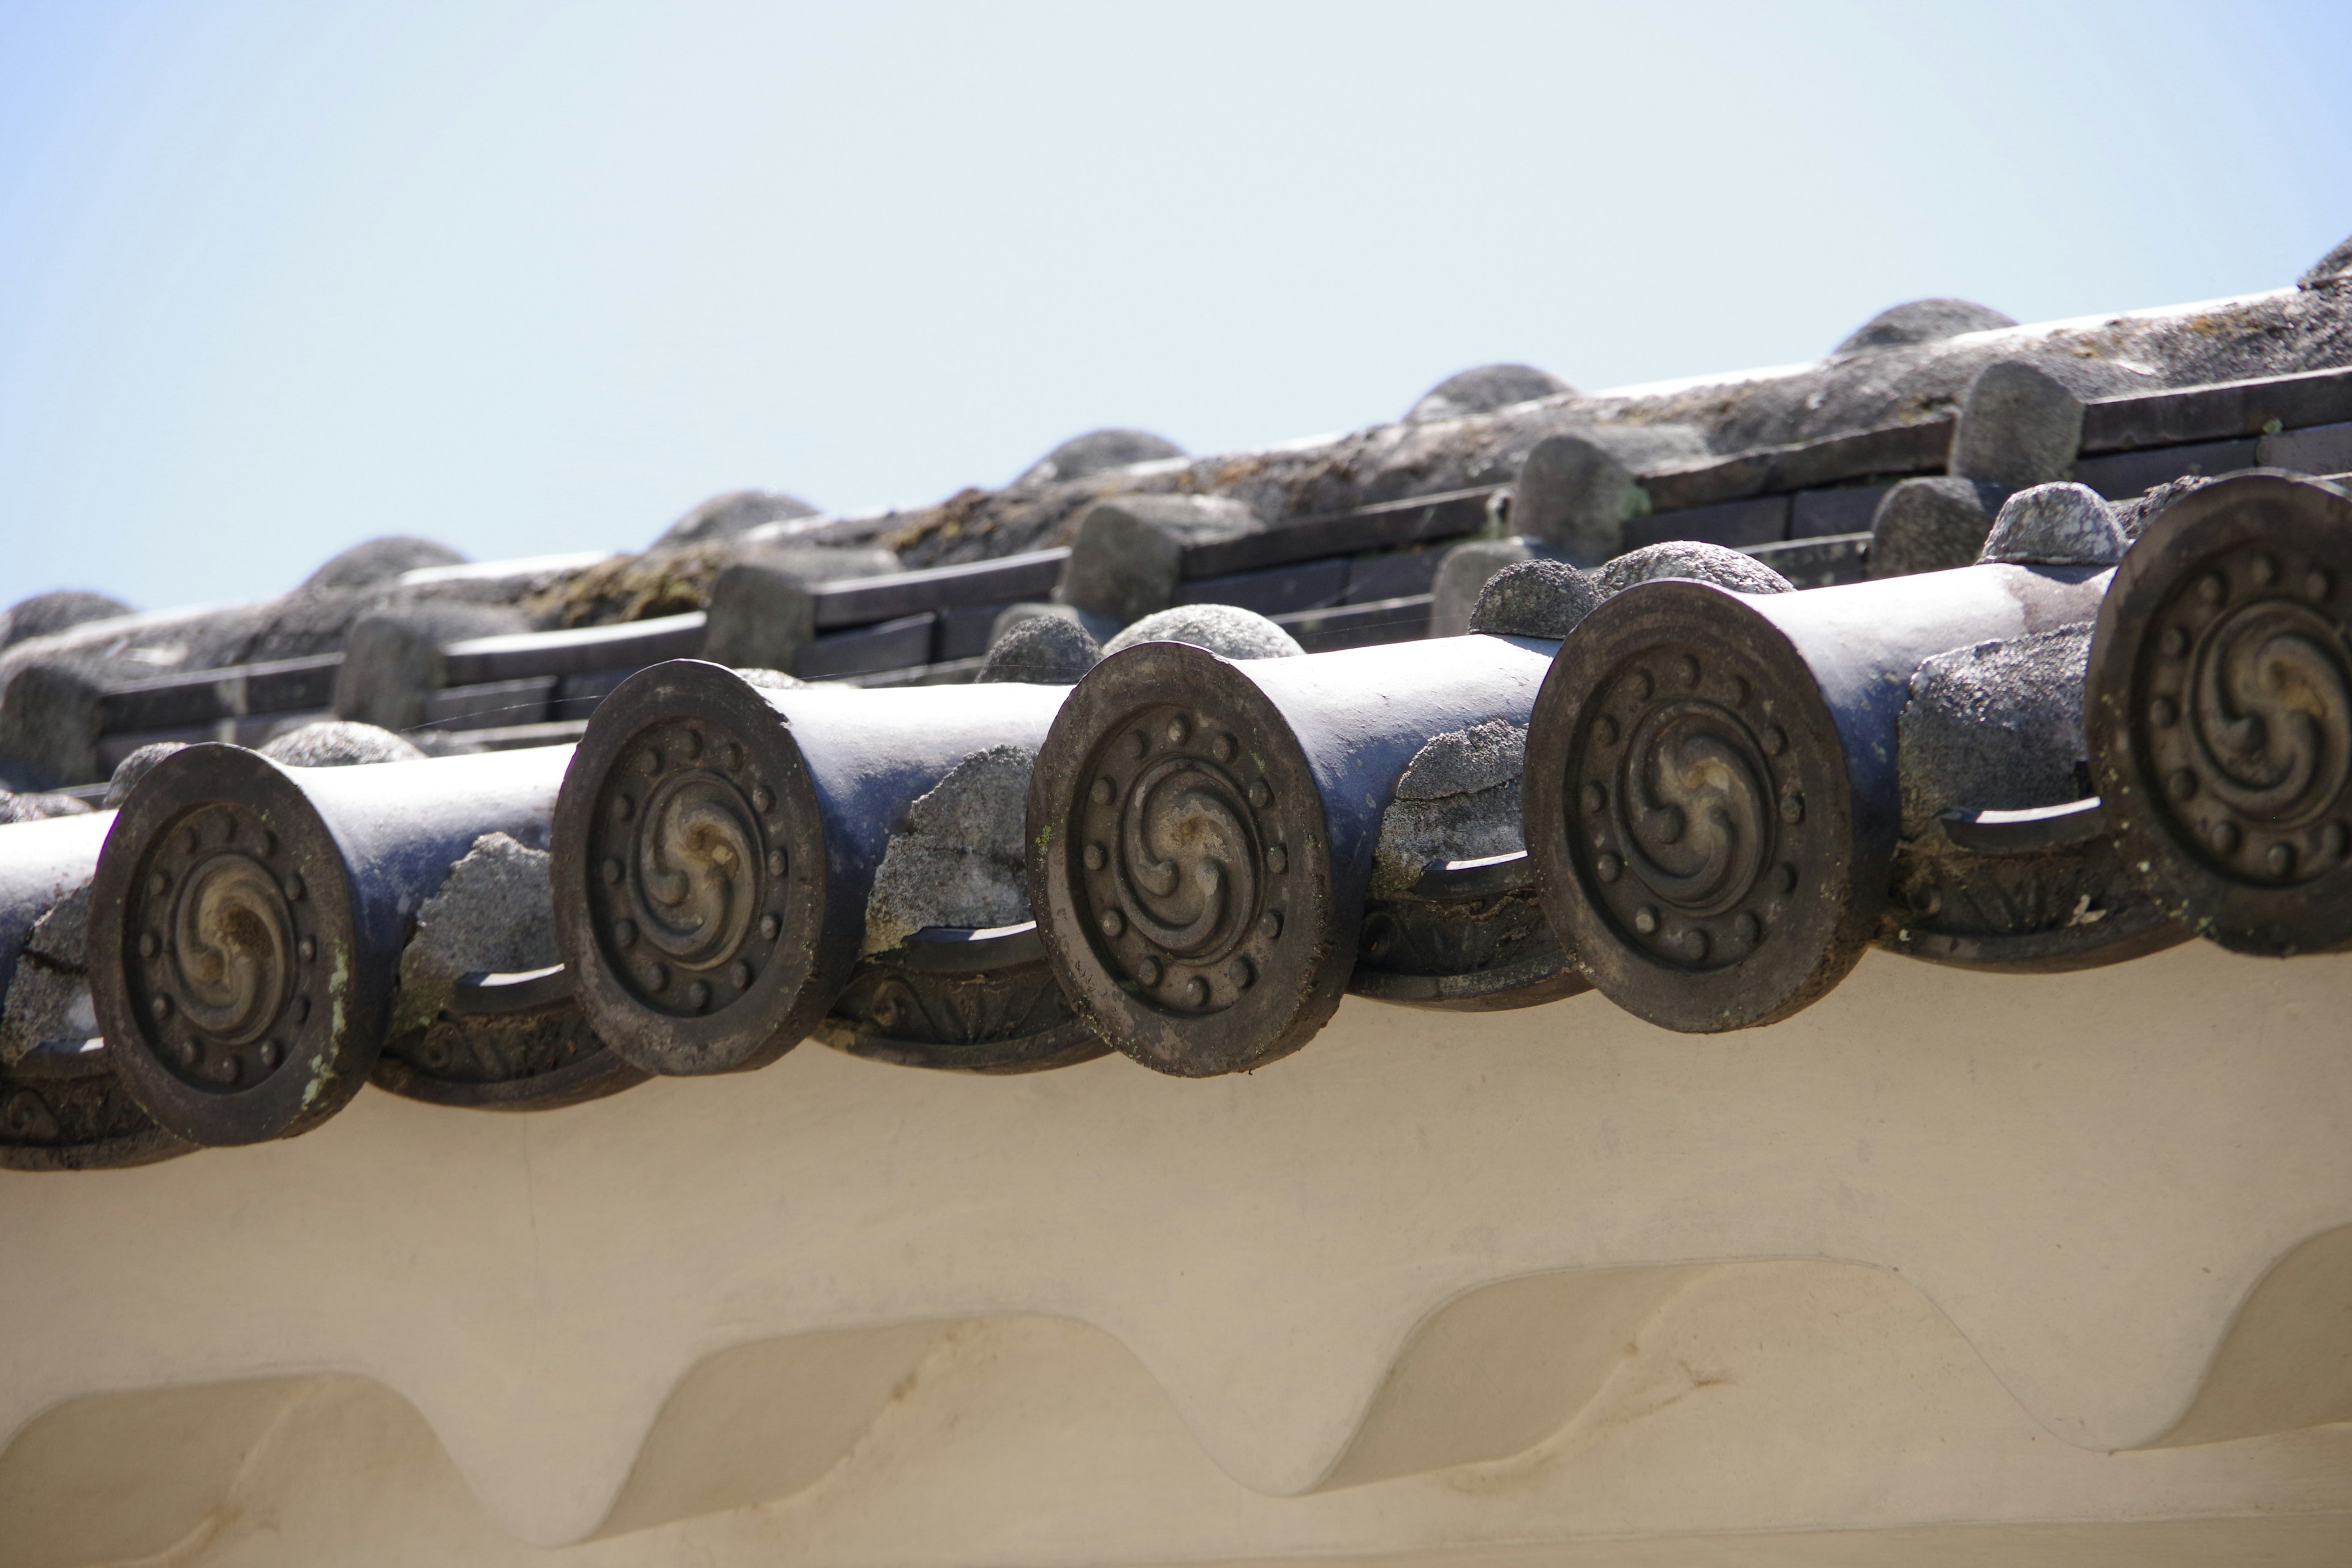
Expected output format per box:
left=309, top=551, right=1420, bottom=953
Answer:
left=1028, top=643, right=1347, bottom=1075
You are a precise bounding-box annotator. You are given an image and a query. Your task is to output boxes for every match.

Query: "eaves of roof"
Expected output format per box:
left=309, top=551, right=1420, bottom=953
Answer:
left=2, top=246, right=2352, bottom=1164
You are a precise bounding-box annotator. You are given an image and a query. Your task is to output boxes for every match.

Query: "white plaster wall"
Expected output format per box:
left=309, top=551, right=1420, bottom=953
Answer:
left=2, top=943, right=2350, bottom=1564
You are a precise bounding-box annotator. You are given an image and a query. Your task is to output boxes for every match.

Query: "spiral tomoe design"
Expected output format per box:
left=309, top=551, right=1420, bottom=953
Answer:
left=172, top=854, right=294, bottom=1044
left=635, top=772, right=761, bottom=967
left=122, top=802, right=317, bottom=1093
left=2133, top=550, right=2352, bottom=888
left=1618, top=699, right=1773, bottom=921
left=1073, top=703, right=1291, bottom=1016
left=584, top=716, right=790, bottom=1017
left=1115, top=753, right=1262, bottom=962
left=1570, top=646, right=1813, bottom=973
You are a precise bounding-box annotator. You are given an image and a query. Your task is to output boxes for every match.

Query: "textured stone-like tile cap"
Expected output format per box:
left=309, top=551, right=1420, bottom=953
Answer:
left=334, top=600, right=537, bottom=733
left=864, top=744, right=1036, bottom=954
left=652, top=489, right=819, bottom=548
left=1406, top=363, right=1573, bottom=423
left=1949, top=358, right=2089, bottom=491
left=2, top=589, right=133, bottom=649
left=1016, top=429, right=1185, bottom=487
left=1898, top=624, right=2093, bottom=834
left=976, top=614, right=1101, bottom=685
left=298, top=535, right=466, bottom=594
left=1512, top=424, right=1709, bottom=564
left=390, top=832, right=559, bottom=1040
left=1430, top=538, right=1539, bottom=637
left=103, top=742, right=189, bottom=809
left=1057, top=494, right=1261, bottom=625
left=1978, top=483, right=2128, bottom=567
left=1867, top=477, right=2008, bottom=579
left=1373, top=720, right=1528, bottom=896
left=1594, top=541, right=1794, bottom=598
left=1468, top=560, right=1599, bottom=639
left=257, top=720, right=427, bottom=768
left=1100, top=604, right=1303, bottom=660
left=0, top=883, right=96, bottom=1065
left=1831, top=297, right=2018, bottom=356
left=1393, top=717, right=1528, bottom=801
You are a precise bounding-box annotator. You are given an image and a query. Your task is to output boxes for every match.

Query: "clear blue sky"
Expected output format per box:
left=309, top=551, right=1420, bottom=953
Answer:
left=2, top=1, right=2347, bottom=611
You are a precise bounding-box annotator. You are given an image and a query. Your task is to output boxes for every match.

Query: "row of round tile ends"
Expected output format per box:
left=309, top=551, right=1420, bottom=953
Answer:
left=12, top=472, right=2348, bottom=1160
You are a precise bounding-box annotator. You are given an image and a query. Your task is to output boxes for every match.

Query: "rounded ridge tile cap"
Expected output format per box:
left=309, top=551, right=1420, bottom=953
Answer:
left=103, top=741, right=190, bottom=808
left=256, top=720, right=428, bottom=767
left=1016, top=429, right=1186, bottom=487
left=1595, top=540, right=1795, bottom=598
left=1100, top=604, right=1303, bottom=660
left=298, top=535, right=466, bottom=593
left=654, top=490, right=821, bottom=548
left=1469, top=559, right=1602, bottom=639
left=975, top=613, right=1102, bottom=684
left=1978, top=482, right=2129, bottom=567
left=1831, top=298, right=2019, bottom=357
left=3, top=589, right=135, bottom=647
left=1406, top=363, right=1575, bottom=423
